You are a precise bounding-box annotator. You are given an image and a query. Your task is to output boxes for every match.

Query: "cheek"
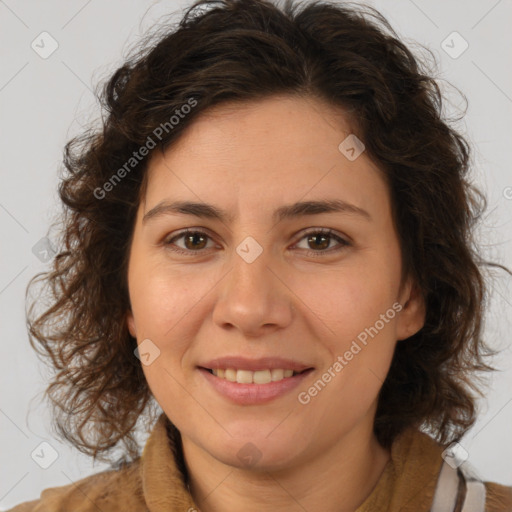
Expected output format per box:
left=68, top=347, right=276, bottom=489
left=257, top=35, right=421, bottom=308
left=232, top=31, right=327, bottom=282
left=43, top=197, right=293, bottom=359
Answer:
left=293, top=268, right=400, bottom=414
left=128, top=263, right=206, bottom=407
left=129, top=253, right=198, bottom=332
left=128, top=258, right=223, bottom=367
left=291, top=259, right=401, bottom=410
left=130, top=277, right=179, bottom=336
left=291, top=263, right=399, bottom=345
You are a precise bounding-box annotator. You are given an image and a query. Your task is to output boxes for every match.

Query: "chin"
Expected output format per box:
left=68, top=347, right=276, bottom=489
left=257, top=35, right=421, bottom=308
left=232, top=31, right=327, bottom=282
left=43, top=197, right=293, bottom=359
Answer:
left=207, top=430, right=304, bottom=471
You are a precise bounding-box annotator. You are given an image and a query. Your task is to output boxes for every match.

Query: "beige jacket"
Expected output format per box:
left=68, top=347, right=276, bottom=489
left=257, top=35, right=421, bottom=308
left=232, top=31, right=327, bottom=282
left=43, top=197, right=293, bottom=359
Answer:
left=7, top=413, right=512, bottom=511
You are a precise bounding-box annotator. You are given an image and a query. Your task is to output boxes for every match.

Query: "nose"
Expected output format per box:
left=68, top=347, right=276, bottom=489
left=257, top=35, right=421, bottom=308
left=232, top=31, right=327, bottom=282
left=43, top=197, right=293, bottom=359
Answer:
left=211, top=243, right=294, bottom=337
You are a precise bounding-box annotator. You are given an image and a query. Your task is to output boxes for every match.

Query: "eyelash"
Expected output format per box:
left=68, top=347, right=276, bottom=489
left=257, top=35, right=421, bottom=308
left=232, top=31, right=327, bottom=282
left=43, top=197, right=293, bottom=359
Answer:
left=163, top=228, right=351, bottom=257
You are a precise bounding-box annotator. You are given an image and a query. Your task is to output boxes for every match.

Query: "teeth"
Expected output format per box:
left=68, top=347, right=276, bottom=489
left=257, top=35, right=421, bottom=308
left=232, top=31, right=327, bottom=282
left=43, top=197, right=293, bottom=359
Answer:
left=211, top=368, right=296, bottom=383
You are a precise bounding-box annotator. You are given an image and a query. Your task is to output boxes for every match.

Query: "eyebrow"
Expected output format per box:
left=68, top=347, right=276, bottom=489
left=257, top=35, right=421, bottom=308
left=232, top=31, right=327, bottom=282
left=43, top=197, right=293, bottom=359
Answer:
left=142, top=198, right=372, bottom=225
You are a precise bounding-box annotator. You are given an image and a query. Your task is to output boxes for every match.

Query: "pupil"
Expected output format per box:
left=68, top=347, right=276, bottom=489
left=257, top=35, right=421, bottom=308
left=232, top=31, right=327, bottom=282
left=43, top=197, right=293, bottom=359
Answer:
left=309, top=234, right=329, bottom=250
left=186, top=233, right=206, bottom=250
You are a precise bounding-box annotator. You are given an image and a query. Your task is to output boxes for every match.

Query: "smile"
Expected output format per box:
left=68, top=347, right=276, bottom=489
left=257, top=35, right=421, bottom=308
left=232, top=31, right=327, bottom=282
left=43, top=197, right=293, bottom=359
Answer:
left=198, top=367, right=315, bottom=405
left=207, top=368, right=305, bottom=384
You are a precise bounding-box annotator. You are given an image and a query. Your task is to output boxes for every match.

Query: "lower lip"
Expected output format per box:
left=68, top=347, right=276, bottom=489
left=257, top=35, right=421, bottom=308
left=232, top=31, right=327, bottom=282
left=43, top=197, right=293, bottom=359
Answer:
left=198, top=367, right=314, bottom=405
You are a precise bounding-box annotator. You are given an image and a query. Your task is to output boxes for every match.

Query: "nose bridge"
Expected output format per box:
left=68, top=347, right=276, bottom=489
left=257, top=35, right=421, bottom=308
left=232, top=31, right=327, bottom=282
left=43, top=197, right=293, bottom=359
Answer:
left=212, top=235, right=293, bottom=333
left=232, top=236, right=272, bottom=293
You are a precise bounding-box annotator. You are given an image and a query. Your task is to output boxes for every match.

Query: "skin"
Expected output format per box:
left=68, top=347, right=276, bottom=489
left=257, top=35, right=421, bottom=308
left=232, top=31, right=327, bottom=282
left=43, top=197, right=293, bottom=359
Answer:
left=126, top=94, right=425, bottom=512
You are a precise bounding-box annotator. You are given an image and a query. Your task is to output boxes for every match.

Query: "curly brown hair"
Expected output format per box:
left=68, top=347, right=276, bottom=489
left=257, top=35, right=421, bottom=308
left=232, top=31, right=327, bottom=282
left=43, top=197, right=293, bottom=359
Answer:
left=25, top=0, right=507, bottom=467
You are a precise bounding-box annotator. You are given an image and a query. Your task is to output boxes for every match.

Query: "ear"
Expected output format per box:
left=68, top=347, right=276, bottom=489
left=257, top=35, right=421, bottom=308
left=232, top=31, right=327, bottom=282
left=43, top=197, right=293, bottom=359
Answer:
left=395, top=277, right=426, bottom=341
left=126, top=310, right=137, bottom=339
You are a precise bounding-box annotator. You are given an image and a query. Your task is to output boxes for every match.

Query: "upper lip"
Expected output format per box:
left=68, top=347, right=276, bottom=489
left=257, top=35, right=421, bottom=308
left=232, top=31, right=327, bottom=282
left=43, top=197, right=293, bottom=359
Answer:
left=199, top=356, right=314, bottom=372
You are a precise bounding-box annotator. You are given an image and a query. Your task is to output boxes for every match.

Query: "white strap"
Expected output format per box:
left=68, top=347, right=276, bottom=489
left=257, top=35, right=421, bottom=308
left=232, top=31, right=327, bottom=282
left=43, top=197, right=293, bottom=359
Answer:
left=430, top=459, right=486, bottom=512
left=431, top=460, right=460, bottom=512
left=459, top=463, right=486, bottom=512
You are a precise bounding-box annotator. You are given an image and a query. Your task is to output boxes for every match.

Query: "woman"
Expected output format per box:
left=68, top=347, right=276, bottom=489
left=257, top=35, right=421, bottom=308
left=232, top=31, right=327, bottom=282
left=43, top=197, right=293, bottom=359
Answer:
left=9, top=0, right=512, bottom=510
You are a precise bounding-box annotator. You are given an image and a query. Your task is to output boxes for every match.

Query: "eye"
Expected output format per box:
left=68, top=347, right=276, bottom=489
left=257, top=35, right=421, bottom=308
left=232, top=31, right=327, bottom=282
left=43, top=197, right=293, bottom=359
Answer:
left=163, top=227, right=351, bottom=257
left=293, top=228, right=350, bottom=256
left=164, top=229, right=217, bottom=255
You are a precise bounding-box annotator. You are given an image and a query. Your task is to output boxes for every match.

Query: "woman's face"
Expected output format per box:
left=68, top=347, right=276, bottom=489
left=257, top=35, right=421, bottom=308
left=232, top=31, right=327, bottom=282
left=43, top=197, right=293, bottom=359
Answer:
left=126, top=95, right=424, bottom=470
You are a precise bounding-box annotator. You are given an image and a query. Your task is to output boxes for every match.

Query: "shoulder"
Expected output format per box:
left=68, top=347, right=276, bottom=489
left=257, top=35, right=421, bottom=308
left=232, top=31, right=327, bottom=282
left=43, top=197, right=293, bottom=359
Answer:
left=6, top=413, right=184, bottom=512
left=484, top=481, right=512, bottom=512
left=6, top=459, right=146, bottom=512
left=387, top=428, right=512, bottom=511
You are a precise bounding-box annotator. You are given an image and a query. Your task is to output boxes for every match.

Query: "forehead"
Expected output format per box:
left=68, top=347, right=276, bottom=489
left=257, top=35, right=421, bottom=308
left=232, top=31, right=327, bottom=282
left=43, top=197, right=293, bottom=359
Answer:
left=142, top=95, right=390, bottom=223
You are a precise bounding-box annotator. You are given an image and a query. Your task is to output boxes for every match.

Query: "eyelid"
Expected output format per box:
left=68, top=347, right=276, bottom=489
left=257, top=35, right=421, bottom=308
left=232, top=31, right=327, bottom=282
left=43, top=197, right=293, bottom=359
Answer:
left=296, top=227, right=350, bottom=243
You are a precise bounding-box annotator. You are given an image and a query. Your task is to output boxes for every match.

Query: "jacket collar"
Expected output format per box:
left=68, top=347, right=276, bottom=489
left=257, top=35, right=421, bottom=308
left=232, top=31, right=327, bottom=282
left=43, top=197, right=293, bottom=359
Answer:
left=140, top=413, right=197, bottom=511
left=355, top=427, right=445, bottom=511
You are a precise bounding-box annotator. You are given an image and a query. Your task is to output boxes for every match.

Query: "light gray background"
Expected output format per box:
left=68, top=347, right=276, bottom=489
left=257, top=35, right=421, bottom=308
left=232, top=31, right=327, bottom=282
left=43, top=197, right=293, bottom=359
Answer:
left=1, top=0, right=511, bottom=508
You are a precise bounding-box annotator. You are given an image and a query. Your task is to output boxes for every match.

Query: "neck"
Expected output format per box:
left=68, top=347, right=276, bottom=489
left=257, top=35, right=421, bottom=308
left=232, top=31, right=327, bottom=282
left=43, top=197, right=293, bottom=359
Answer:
left=181, top=422, right=390, bottom=512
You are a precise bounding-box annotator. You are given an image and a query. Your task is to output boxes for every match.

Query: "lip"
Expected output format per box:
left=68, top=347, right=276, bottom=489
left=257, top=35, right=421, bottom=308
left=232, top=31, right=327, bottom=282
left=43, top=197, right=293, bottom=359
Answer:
left=198, top=356, right=314, bottom=372
left=198, top=367, right=315, bottom=405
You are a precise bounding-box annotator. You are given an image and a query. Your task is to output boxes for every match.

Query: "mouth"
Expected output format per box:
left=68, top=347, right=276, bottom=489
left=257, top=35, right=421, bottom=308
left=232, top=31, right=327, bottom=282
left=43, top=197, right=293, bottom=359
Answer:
left=198, top=366, right=314, bottom=384
left=203, top=368, right=309, bottom=375
left=197, top=366, right=315, bottom=405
